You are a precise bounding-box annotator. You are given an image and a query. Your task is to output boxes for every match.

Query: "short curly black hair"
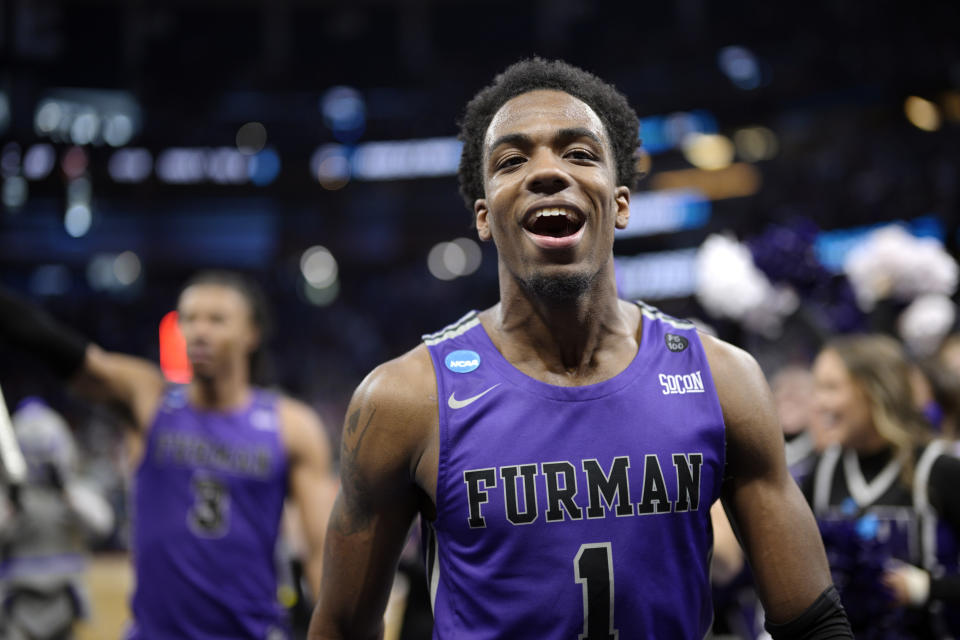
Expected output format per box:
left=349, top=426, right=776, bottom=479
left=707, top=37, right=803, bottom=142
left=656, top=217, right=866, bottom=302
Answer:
left=457, top=57, right=640, bottom=211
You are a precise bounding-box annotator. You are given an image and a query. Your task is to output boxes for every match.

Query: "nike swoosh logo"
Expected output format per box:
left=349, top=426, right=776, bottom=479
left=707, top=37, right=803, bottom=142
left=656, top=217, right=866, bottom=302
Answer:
left=447, top=384, right=501, bottom=410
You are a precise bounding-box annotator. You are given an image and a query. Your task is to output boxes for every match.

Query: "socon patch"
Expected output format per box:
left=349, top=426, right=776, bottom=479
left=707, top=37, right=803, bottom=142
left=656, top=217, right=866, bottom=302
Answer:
left=445, top=350, right=481, bottom=373
left=665, top=333, right=689, bottom=353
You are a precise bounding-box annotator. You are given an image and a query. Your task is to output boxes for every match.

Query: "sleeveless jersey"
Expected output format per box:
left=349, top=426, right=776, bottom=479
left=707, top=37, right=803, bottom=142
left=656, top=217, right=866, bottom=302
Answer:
left=811, top=441, right=960, bottom=637
left=422, top=303, right=725, bottom=639
left=128, top=387, right=289, bottom=640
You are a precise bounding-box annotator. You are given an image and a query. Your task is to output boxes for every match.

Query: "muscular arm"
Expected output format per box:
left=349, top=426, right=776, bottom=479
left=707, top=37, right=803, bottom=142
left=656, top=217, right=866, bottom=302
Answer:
left=0, top=286, right=164, bottom=430
left=279, top=397, right=337, bottom=600
left=309, top=348, right=436, bottom=639
left=703, top=335, right=838, bottom=624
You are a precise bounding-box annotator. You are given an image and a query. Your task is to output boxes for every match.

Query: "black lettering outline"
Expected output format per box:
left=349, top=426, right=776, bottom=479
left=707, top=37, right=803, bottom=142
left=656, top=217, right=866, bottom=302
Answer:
left=541, top=461, right=584, bottom=522
left=463, top=468, right=497, bottom=528
left=672, top=453, right=703, bottom=512
left=636, top=453, right=672, bottom=515
left=501, top=464, right=539, bottom=525
left=582, top=457, right=633, bottom=519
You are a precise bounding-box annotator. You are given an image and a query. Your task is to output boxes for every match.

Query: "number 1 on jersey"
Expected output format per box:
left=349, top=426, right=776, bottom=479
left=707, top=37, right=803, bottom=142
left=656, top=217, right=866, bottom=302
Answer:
left=574, top=542, right=619, bottom=640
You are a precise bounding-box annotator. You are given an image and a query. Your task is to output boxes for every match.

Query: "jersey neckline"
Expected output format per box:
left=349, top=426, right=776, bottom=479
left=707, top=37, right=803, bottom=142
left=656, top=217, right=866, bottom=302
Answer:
left=165, top=385, right=263, bottom=418
left=468, top=308, right=648, bottom=402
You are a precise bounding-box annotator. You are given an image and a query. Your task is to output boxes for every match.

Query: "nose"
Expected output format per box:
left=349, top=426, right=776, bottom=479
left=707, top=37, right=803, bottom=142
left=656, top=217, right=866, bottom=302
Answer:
left=182, top=320, right=210, bottom=342
left=523, top=149, right=571, bottom=195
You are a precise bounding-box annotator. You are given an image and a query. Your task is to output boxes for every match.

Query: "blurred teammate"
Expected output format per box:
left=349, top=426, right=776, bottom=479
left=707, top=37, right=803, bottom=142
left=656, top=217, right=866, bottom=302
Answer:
left=311, top=58, right=850, bottom=638
left=0, top=271, right=335, bottom=639
left=809, top=334, right=960, bottom=637
left=0, top=398, right=113, bottom=640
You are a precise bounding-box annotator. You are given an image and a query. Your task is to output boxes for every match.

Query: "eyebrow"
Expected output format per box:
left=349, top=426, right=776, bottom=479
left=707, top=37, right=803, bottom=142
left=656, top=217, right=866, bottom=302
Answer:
left=486, top=127, right=604, bottom=156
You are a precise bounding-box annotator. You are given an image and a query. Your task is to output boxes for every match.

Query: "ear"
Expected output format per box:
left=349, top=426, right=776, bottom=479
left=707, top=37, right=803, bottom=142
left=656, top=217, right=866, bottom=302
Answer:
left=475, top=199, right=492, bottom=241
left=614, top=186, right=631, bottom=230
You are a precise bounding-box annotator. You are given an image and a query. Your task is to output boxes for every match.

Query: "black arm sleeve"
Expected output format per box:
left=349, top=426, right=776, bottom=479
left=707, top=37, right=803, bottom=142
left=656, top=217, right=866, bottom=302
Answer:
left=0, top=286, right=89, bottom=378
left=764, top=585, right=853, bottom=640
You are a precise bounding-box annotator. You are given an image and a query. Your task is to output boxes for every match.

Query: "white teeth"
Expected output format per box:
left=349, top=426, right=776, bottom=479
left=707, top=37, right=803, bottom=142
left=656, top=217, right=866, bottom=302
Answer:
left=534, top=208, right=575, bottom=220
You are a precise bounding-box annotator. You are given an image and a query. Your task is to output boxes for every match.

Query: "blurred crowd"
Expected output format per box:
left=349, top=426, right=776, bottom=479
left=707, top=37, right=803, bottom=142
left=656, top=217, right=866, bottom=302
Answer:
left=711, top=330, right=960, bottom=639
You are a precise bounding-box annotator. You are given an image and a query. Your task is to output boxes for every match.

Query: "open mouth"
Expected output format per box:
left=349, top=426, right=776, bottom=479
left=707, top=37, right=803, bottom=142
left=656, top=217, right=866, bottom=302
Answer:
left=187, top=344, right=213, bottom=362
left=524, top=207, right=585, bottom=238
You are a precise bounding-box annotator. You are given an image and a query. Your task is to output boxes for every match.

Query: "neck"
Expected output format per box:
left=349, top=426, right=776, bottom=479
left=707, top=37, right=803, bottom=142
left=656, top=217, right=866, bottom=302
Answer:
left=851, top=428, right=890, bottom=457
left=188, top=364, right=251, bottom=411
left=492, top=261, right=637, bottom=380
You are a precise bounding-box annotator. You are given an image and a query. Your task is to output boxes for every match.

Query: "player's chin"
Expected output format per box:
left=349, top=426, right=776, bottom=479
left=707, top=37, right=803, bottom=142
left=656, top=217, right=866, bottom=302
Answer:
left=521, top=267, right=596, bottom=302
left=188, top=362, right=218, bottom=381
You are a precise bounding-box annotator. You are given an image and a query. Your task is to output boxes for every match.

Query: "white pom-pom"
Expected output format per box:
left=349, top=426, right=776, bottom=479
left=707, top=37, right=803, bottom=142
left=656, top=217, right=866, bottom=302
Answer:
left=696, top=233, right=796, bottom=337
left=845, top=226, right=958, bottom=310
left=898, top=294, right=957, bottom=357
left=696, top=234, right=765, bottom=319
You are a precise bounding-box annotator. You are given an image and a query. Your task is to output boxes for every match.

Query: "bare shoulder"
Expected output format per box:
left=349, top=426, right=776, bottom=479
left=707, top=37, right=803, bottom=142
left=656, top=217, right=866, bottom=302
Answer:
left=700, top=332, right=774, bottom=427
left=700, top=333, right=781, bottom=475
left=338, top=343, right=438, bottom=513
left=277, top=394, right=322, bottom=427
left=276, top=395, right=330, bottom=461
left=346, top=343, right=437, bottom=463
left=358, top=343, right=437, bottom=418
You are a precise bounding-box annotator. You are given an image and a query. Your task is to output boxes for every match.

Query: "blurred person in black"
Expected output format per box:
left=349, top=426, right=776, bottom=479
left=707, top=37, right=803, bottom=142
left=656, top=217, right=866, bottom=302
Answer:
left=0, top=271, right=336, bottom=639
left=809, top=334, right=960, bottom=638
left=0, top=398, right=113, bottom=640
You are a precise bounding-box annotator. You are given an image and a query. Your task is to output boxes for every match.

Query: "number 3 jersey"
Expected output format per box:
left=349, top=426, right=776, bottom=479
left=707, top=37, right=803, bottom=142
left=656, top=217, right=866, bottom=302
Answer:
left=128, top=387, right=289, bottom=640
left=422, top=304, right=725, bottom=639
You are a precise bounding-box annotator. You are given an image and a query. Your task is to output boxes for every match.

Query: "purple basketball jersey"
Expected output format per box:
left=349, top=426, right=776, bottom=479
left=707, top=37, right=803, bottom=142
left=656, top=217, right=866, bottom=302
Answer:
left=422, top=303, right=725, bottom=639
left=128, top=387, right=289, bottom=640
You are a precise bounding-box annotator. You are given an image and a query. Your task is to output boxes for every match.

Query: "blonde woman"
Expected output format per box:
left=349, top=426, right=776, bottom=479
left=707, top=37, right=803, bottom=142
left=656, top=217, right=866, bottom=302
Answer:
left=810, top=334, right=960, bottom=638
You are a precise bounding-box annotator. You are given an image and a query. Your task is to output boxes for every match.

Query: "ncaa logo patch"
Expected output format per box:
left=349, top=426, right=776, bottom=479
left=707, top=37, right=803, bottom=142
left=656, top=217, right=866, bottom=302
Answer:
left=665, top=333, right=689, bottom=353
left=445, top=350, right=481, bottom=374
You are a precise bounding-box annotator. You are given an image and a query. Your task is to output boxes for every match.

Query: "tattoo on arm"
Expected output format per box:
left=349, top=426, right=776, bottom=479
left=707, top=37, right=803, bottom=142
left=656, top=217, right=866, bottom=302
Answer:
left=334, top=406, right=377, bottom=536
left=343, top=406, right=375, bottom=459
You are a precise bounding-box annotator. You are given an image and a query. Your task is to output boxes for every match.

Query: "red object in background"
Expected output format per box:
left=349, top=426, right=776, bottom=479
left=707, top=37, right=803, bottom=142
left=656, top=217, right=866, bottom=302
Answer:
left=159, top=311, right=192, bottom=383
left=61, top=147, right=89, bottom=180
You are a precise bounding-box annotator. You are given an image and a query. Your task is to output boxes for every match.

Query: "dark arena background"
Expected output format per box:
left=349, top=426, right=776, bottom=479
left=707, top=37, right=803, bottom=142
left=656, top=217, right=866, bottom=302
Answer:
left=0, top=1, right=958, bottom=638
